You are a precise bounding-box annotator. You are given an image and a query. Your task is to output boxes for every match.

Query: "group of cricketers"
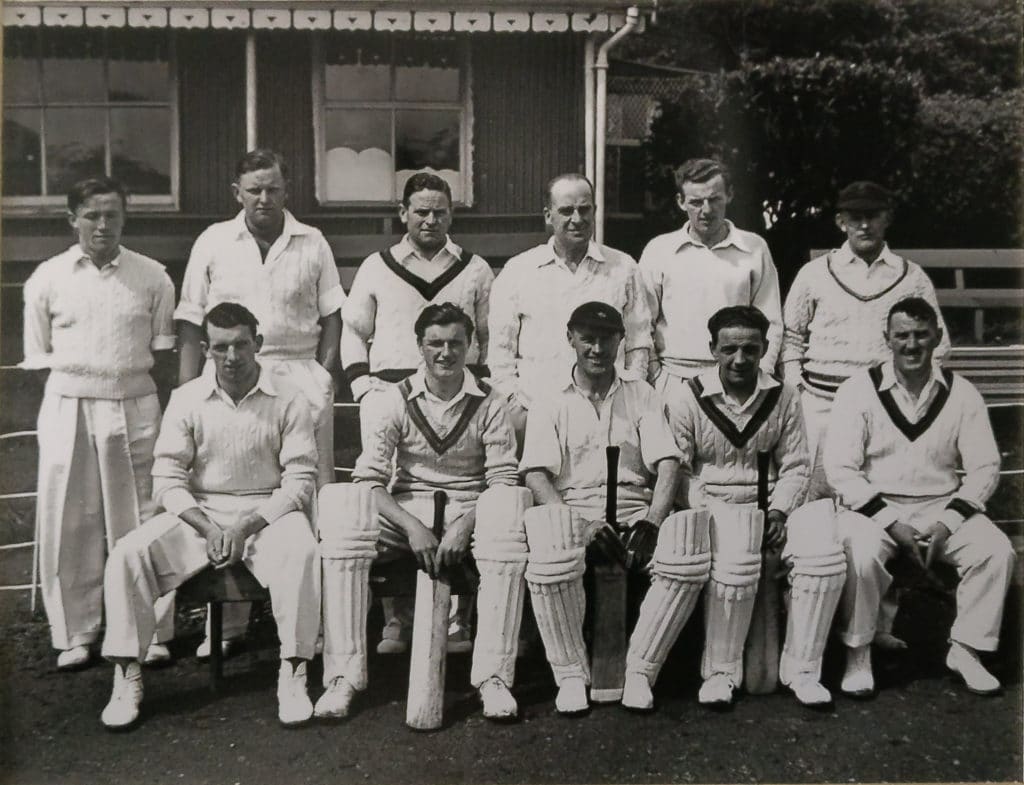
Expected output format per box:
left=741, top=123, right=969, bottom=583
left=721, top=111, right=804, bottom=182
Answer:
left=22, top=149, right=1015, bottom=731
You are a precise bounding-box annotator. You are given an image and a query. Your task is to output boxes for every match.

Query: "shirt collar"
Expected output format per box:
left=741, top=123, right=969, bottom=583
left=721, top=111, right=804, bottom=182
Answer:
left=677, top=220, right=750, bottom=253
left=199, top=363, right=278, bottom=401
left=70, top=245, right=122, bottom=270
left=561, top=364, right=623, bottom=397
left=834, top=241, right=901, bottom=269
left=537, top=237, right=606, bottom=268
left=878, top=358, right=948, bottom=392
left=697, top=367, right=780, bottom=399
left=393, top=234, right=462, bottom=264
left=406, top=367, right=485, bottom=401
left=231, top=208, right=309, bottom=240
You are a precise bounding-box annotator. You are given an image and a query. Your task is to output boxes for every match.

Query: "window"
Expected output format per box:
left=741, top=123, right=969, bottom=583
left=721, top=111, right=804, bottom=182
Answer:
left=2, top=27, right=178, bottom=209
left=313, top=34, right=472, bottom=205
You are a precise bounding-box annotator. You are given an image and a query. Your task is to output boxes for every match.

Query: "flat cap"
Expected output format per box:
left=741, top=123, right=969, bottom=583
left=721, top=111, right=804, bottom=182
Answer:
left=837, top=181, right=893, bottom=211
left=567, top=301, right=625, bottom=334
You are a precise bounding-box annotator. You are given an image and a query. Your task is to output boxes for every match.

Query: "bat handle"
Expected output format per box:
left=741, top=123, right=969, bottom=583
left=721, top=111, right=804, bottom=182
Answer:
left=432, top=490, right=447, bottom=539
left=605, top=445, right=620, bottom=529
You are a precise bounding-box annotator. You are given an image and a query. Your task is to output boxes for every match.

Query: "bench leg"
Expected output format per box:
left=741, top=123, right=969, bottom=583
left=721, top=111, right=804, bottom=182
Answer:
left=210, top=601, right=223, bottom=694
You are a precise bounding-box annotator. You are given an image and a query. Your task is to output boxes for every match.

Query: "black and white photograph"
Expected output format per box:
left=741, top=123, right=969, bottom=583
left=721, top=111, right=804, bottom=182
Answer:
left=1, top=1, right=1021, bottom=783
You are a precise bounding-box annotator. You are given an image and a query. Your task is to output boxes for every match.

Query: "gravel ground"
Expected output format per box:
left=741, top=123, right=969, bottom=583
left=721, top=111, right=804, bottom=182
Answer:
left=1, top=585, right=1020, bottom=785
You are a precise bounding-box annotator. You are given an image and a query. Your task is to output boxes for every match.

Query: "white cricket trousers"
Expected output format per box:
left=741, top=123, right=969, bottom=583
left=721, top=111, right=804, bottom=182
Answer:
left=36, top=393, right=173, bottom=650
left=101, top=494, right=320, bottom=661
left=835, top=497, right=1015, bottom=651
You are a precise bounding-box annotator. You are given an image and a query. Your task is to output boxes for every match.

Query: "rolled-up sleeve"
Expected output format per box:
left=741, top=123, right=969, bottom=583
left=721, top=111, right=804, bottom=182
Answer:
left=174, top=235, right=213, bottom=326
left=352, top=387, right=402, bottom=488
left=151, top=271, right=177, bottom=351
left=638, top=393, right=681, bottom=473
left=257, top=396, right=317, bottom=523
left=315, top=235, right=346, bottom=317
left=340, top=258, right=379, bottom=398
left=21, top=268, right=53, bottom=369
left=519, top=397, right=563, bottom=478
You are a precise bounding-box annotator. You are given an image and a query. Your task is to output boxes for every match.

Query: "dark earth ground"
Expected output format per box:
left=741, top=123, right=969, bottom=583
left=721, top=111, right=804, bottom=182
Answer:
left=1, top=581, right=1021, bottom=785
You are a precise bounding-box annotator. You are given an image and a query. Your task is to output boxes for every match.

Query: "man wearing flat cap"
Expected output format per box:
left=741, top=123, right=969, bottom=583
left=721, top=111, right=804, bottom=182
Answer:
left=519, top=301, right=682, bottom=715
left=782, top=181, right=950, bottom=501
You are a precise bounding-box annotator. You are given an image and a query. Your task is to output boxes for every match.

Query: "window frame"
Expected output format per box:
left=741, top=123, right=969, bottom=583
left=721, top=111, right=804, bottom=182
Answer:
left=2, top=27, right=181, bottom=213
left=311, top=33, right=474, bottom=208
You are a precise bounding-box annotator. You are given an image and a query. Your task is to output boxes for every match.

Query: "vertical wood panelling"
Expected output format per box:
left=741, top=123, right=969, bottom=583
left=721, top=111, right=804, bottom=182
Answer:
left=256, top=32, right=315, bottom=214
left=178, top=31, right=246, bottom=214
left=472, top=34, right=584, bottom=214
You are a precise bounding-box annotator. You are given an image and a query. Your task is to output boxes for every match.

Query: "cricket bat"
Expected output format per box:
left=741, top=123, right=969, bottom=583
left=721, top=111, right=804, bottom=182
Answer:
left=590, top=445, right=627, bottom=703
left=406, top=490, right=451, bottom=730
left=744, top=451, right=781, bottom=694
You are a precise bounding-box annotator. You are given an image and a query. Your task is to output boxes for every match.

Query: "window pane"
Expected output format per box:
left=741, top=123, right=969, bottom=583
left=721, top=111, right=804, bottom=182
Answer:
left=4, top=56, right=40, bottom=105
left=395, top=64, right=459, bottom=103
left=44, top=108, right=104, bottom=195
left=42, top=30, right=105, bottom=103
left=109, top=59, right=169, bottom=102
left=2, top=109, right=42, bottom=195
left=395, top=110, right=461, bottom=202
left=43, top=57, right=104, bottom=103
left=111, top=108, right=170, bottom=194
left=326, top=63, right=390, bottom=102
left=324, top=109, right=393, bottom=201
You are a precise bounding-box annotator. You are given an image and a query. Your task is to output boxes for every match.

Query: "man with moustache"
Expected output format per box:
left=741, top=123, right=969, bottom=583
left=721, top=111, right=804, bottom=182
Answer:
left=489, top=174, right=652, bottom=448
left=638, top=158, right=782, bottom=391
left=825, top=297, right=1013, bottom=698
left=23, top=176, right=175, bottom=670
left=176, top=149, right=344, bottom=657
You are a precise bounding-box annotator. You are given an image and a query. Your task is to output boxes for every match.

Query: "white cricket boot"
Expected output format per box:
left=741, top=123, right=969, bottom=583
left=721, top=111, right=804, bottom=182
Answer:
left=946, top=641, right=1001, bottom=695
left=621, top=672, right=654, bottom=712
left=840, top=644, right=875, bottom=697
left=101, top=662, right=143, bottom=730
left=57, top=645, right=91, bottom=671
left=479, top=677, right=518, bottom=720
left=555, top=676, right=589, bottom=715
left=277, top=661, right=314, bottom=727
left=314, top=676, right=357, bottom=719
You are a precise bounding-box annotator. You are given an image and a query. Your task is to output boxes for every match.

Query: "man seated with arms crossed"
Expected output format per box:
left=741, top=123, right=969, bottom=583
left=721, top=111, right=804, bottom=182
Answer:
left=319, top=303, right=530, bottom=721
left=99, top=303, right=321, bottom=729
left=519, top=301, right=681, bottom=715
left=663, top=306, right=845, bottom=709
left=825, top=296, right=1014, bottom=697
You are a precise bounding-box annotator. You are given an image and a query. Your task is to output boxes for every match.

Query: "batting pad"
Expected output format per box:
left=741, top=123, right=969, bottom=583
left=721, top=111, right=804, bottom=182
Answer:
left=319, top=483, right=379, bottom=690
left=627, top=509, right=712, bottom=682
left=471, top=486, right=533, bottom=687
left=702, top=505, right=763, bottom=683
left=524, top=504, right=591, bottom=685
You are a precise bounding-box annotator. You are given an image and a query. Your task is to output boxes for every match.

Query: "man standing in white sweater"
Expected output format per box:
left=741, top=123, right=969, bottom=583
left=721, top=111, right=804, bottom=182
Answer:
left=782, top=181, right=950, bottom=502
left=341, top=172, right=493, bottom=402
left=340, top=171, right=493, bottom=655
left=825, top=297, right=1013, bottom=698
left=664, top=306, right=845, bottom=709
left=23, top=176, right=175, bottom=670
left=639, top=159, right=782, bottom=392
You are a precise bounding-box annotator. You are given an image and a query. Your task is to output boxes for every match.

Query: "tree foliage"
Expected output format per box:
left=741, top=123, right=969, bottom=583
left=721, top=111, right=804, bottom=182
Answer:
left=629, top=0, right=1022, bottom=272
